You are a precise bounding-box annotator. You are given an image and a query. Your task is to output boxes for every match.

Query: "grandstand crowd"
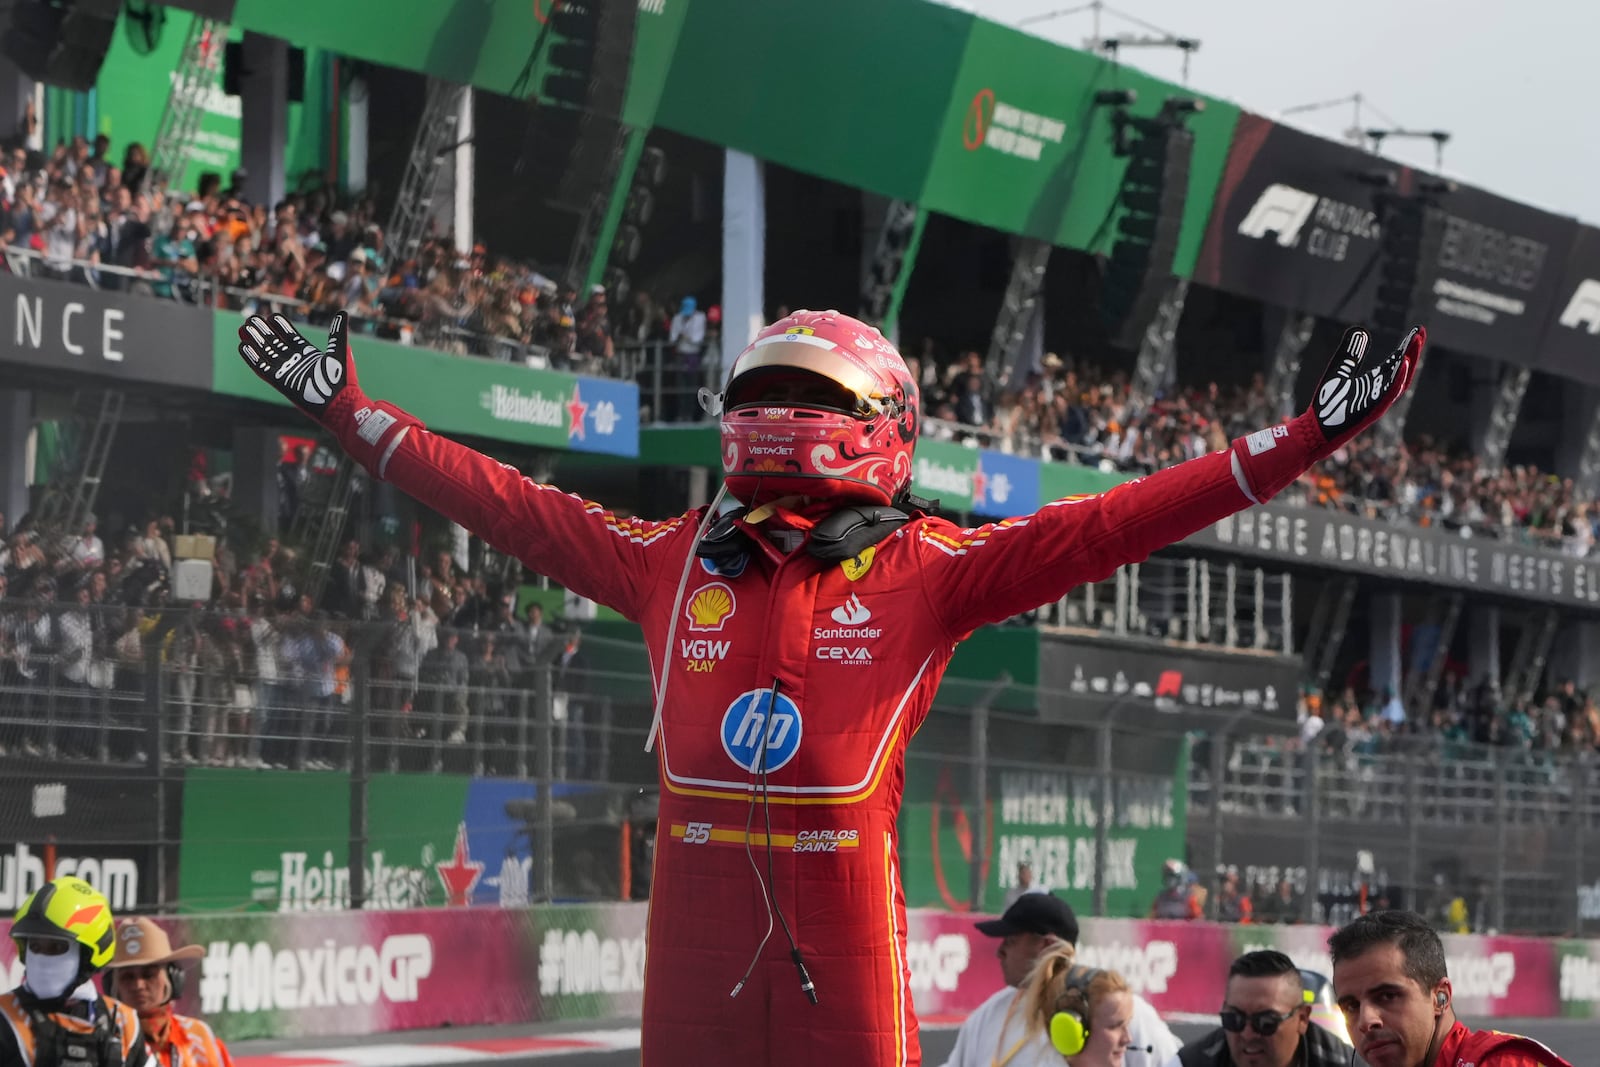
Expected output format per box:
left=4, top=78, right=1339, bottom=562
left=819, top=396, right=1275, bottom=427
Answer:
left=2, top=132, right=1583, bottom=558
left=3, top=131, right=1600, bottom=774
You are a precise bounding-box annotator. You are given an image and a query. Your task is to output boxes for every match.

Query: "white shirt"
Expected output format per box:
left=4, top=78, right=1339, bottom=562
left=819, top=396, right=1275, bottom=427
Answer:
left=940, top=985, right=1181, bottom=1067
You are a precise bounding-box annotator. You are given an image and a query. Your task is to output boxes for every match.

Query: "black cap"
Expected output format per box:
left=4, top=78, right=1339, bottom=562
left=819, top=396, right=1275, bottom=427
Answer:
left=975, top=892, right=1079, bottom=943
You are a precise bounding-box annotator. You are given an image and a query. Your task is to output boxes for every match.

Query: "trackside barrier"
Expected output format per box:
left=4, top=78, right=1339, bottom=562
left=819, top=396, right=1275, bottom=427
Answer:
left=6, top=909, right=1600, bottom=1041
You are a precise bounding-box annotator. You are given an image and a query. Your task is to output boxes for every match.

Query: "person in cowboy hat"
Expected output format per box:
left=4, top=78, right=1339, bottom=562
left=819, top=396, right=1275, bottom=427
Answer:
left=102, top=918, right=234, bottom=1066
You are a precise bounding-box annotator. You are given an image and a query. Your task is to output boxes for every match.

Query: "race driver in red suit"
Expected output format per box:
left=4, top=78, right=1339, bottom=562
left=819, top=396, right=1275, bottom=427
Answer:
left=1331, top=910, right=1571, bottom=1066
left=238, top=308, right=1422, bottom=1067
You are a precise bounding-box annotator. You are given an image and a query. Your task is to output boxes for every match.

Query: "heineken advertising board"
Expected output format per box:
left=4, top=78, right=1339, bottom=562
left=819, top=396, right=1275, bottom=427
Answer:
left=211, top=315, right=640, bottom=457
left=177, top=769, right=610, bottom=912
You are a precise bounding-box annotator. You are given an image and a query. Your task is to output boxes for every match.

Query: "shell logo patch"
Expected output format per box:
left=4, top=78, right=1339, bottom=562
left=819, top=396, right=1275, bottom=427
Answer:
left=686, top=582, right=737, bottom=631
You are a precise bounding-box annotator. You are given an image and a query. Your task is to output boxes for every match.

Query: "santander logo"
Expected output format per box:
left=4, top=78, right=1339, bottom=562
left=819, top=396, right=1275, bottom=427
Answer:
left=831, top=594, right=872, bottom=626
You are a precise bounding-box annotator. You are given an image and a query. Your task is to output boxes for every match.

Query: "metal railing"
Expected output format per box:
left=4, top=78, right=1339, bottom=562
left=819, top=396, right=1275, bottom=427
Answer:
left=1189, top=731, right=1599, bottom=936
left=1021, top=556, right=1294, bottom=655
left=7, top=599, right=1594, bottom=932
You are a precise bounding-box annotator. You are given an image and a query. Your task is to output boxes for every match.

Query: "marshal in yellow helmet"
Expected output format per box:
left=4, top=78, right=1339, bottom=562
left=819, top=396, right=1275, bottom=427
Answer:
left=2, top=876, right=152, bottom=1065
left=11, top=876, right=118, bottom=976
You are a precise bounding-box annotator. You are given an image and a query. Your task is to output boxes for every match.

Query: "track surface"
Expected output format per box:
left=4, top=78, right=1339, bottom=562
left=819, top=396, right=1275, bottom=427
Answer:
left=235, top=1017, right=1597, bottom=1066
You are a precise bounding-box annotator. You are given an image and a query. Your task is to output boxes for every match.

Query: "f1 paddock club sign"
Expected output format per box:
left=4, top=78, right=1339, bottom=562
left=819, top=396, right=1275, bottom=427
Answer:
left=1540, top=223, right=1600, bottom=386
left=1186, top=505, right=1600, bottom=610
left=1195, top=112, right=1577, bottom=366
left=0, top=271, right=214, bottom=389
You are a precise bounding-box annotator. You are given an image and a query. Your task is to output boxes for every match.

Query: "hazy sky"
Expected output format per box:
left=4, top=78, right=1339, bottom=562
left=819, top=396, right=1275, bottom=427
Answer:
left=980, top=0, right=1600, bottom=224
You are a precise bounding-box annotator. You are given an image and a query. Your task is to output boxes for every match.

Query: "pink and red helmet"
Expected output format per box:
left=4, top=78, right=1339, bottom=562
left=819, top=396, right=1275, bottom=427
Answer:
left=719, top=310, right=920, bottom=508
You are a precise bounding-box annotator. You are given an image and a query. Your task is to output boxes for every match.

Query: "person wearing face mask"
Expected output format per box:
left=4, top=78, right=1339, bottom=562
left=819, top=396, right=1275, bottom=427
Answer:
left=1330, top=911, right=1570, bottom=1067
left=1013, top=945, right=1136, bottom=1067
left=1162, top=951, right=1349, bottom=1067
left=101, top=918, right=233, bottom=1066
left=0, top=876, right=152, bottom=1066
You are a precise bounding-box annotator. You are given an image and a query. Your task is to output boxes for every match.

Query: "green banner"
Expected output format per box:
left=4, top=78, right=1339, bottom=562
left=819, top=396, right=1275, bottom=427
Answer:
left=93, top=13, right=330, bottom=193
left=918, top=18, right=1237, bottom=270
left=211, top=314, right=640, bottom=456
left=910, top=437, right=981, bottom=512
left=900, top=738, right=1189, bottom=918
left=1038, top=460, right=1132, bottom=500
left=225, top=0, right=688, bottom=120
left=652, top=0, right=968, bottom=205
left=214, top=1, right=1235, bottom=270
left=178, top=768, right=466, bottom=912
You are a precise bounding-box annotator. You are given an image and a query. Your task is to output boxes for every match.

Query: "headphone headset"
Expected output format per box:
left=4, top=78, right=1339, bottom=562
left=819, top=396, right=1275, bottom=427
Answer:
left=1049, top=966, right=1105, bottom=1057
left=105, top=962, right=186, bottom=1004
left=1436, top=989, right=1448, bottom=1010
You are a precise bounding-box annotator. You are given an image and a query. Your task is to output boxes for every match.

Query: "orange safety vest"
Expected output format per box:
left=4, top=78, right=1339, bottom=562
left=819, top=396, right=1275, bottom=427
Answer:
left=0, top=987, right=148, bottom=1066
left=142, top=1011, right=235, bottom=1067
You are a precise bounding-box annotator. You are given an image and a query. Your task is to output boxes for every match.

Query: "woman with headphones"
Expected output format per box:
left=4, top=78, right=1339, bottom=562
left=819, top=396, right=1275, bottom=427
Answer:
left=995, top=943, right=1137, bottom=1066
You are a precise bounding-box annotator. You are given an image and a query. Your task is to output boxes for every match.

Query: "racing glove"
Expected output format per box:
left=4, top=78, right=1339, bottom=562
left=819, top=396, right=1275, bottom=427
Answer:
left=236, top=311, right=421, bottom=479
left=1230, top=324, right=1424, bottom=504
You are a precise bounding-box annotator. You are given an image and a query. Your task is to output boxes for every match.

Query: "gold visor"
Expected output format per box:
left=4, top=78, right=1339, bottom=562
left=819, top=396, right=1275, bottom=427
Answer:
left=732, top=337, right=884, bottom=404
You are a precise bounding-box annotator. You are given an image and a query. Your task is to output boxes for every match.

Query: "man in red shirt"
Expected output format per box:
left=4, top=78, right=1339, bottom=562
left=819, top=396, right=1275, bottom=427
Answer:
left=1330, top=911, right=1570, bottom=1067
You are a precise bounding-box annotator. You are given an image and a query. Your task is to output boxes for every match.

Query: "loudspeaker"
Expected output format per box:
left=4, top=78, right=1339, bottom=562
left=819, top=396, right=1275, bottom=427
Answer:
left=1, top=0, right=121, bottom=92
left=1372, top=190, right=1446, bottom=338
left=222, top=39, right=306, bottom=102
left=1102, top=121, right=1193, bottom=349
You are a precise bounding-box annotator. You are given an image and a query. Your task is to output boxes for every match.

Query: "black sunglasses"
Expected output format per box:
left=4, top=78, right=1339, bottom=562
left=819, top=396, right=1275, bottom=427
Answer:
left=1219, top=1007, right=1302, bottom=1036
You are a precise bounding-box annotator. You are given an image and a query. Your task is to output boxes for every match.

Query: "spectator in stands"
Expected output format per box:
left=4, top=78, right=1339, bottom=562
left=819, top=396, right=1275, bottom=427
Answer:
left=419, top=628, right=469, bottom=759
left=323, top=538, right=367, bottom=619
left=667, top=296, right=707, bottom=420
left=1257, top=878, right=1303, bottom=925
left=522, top=600, right=555, bottom=670
left=1152, top=860, right=1205, bottom=920
left=577, top=284, right=616, bottom=370
left=1215, top=870, right=1255, bottom=924
left=1004, top=855, right=1049, bottom=908
left=553, top=628, right=591, bottom=779
left=67, top=514, right=104, bottom=570
left=468, top=632, right=512, bottom=758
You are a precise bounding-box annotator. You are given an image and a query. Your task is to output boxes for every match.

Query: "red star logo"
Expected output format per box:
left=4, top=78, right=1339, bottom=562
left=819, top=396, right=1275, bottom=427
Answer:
left=435, top=823, right=484, bottom=907
left=567, top=384, right=588, bottom=440
left=970, top=458, right=988, bottom=506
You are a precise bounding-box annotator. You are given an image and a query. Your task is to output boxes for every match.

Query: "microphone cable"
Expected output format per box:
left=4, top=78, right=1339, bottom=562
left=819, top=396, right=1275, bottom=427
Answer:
left=730, top=678, right=817, bottom=1004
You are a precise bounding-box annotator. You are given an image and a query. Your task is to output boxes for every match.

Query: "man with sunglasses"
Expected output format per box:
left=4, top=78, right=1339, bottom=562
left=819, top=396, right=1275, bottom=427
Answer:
left=1165, top=951, right=1348, bottom=1067
left=1330, top=911, right=1570, bottom=1067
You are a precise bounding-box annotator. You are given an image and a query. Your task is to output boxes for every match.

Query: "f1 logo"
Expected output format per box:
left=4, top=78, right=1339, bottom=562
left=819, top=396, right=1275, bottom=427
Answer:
left=1560, top=279, right=1600, bottom=335
left=1237, top=184, right=1319, bottom=248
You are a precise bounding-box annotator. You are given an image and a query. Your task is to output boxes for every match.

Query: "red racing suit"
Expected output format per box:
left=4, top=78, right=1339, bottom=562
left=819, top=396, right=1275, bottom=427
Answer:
left=376, top=423, right=1271, bottom=1067
left=1435, top=1021, right=1572, bottom=1067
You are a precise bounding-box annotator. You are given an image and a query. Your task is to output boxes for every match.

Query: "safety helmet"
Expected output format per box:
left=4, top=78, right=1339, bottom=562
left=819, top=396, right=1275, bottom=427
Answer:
left=11, top=876, right=118, bottom=985
left=718, top=310, right=919, bottom=507
left=1299, top=969, right=1355, bottom=1047
left=1161, top=859, right=1190, bottom=889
